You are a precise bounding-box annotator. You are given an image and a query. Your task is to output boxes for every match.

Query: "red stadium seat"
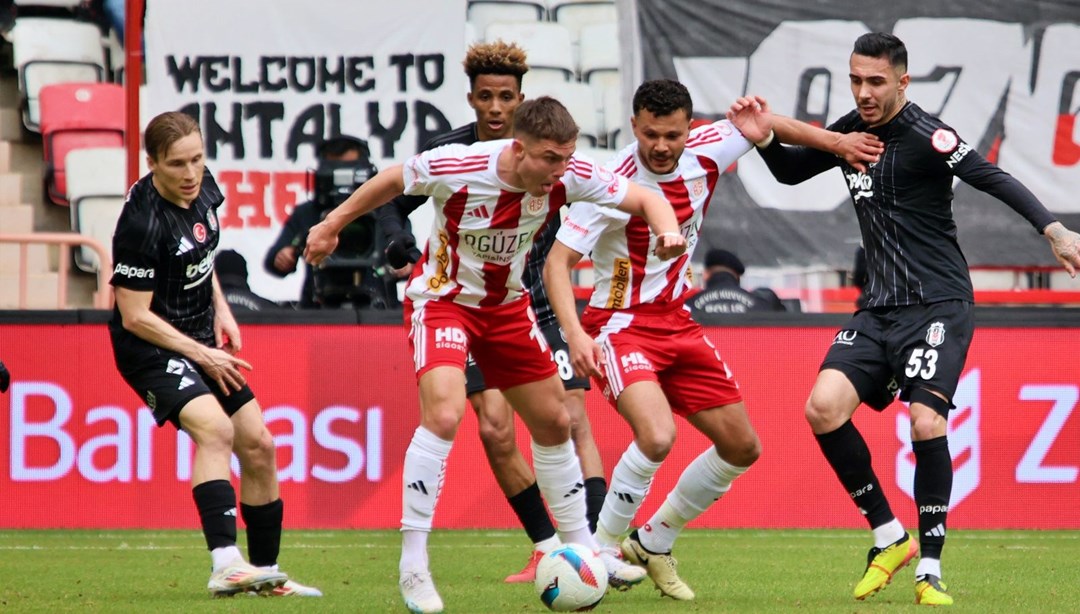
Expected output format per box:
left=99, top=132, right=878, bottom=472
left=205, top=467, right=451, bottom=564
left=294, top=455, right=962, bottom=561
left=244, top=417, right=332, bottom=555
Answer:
left=39, top=82, right=124, bottom=207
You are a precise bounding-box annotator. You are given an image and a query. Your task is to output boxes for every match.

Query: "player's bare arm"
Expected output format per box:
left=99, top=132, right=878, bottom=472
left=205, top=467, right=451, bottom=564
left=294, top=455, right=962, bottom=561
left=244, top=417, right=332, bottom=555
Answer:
left=1043, top=221, right=1080, bottom=276
left=114, top=286, right=252, bottom=394
left=304, top=164, right=407, bottom=266
left=728, top=95, right=883, bottom=172
left=543, top=240, right=604, bottom=379
left=212, top=273, right=242, bottom=354
left=615, top=183, right=687, bottom=260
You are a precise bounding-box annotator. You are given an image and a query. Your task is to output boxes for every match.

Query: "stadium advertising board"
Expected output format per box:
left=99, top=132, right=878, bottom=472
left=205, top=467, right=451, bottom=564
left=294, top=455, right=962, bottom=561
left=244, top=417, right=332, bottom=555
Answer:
left=1, top=324, right=1077, bottom=530
left=143, top=0, right=471, bottom=301
left=630, top=0, right=1080, bottom=271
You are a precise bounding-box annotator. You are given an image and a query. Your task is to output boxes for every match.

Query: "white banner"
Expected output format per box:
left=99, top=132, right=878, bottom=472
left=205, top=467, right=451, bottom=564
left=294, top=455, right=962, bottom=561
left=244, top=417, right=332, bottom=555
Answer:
left=144, top=0, right=469, bottom=300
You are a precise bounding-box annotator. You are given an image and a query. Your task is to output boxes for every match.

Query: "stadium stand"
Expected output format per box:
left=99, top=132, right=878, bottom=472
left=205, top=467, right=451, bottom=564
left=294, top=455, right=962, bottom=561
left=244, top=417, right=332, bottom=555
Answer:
left=10, top=16, right=105, bottom=131
left=65, top=146, right=124, bottom=272
left=466, top=0, right=546, bottom=36
left=39, top=81, right=124, bottom=206
left=548, top=0, right=616, bottom=46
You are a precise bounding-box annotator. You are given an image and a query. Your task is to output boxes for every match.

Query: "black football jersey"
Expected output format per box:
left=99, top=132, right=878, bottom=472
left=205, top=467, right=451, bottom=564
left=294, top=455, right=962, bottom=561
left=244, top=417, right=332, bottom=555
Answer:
left=758, top=102, right=1055, bottom=308
left=109, top=167, right=224, bottom=345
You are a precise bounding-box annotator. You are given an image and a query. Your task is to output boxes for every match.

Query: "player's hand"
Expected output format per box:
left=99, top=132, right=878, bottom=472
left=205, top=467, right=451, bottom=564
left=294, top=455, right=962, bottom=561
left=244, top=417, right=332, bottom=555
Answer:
left=272, top=246, right=299, bottom=273
left=303, top=220, right=339, bottom=267
left=198, top=347, right=252, bottom=395
left=726, top=95, right=773, bottom=144
left=0, top=360, right=9, bottom=393
left=385, top=231, right=421, bottom=269
left=214, top=310, right=242, bottom=354
left=567, top=330, right=603, bottom=379
left=1044, top=222, right=1080, bottom=277
left=653, top=231, right=687, bottom=261
left=835, top=132, right=883, bottom=173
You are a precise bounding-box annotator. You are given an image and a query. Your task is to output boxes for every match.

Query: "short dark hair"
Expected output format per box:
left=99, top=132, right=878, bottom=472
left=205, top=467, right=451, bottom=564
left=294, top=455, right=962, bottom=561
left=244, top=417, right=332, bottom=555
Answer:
left=852, top=32, right=908, bottom=71
left=316, top=135, right=370, bottom=160
left=632, top=79, right=693, bottom=118
left=513, top=97, right=578, bottom=144
left=144, top=111, right=200, bottom=161
left=464, top=40, right=529, bottom=90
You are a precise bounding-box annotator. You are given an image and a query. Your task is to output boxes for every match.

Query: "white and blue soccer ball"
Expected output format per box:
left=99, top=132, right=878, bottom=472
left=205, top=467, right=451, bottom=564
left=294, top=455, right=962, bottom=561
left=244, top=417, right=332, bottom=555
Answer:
left=534, top=543, right=607, bottom=612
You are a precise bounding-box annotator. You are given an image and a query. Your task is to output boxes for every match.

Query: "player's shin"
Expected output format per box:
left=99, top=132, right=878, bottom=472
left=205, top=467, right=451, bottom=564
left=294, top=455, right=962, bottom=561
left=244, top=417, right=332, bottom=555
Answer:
left=531, top=439, right=595, bottom=548
left=596, top=441, right=661, bottom=547
left=400, top=426, right=453, bottom=572
left=913, top=436, right=951, bottom=575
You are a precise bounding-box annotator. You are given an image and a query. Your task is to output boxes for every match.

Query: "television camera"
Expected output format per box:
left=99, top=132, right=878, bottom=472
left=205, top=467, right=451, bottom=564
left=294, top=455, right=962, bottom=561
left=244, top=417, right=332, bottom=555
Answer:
left=310, top=157, right=393, bottom=308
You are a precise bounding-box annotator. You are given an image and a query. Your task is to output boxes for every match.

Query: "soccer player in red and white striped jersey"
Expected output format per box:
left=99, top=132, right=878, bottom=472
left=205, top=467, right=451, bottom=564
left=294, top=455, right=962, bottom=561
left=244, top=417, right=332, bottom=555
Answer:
left=545, top=79, right=869, bottom=601
left=304, top=96, right=686, bottom=614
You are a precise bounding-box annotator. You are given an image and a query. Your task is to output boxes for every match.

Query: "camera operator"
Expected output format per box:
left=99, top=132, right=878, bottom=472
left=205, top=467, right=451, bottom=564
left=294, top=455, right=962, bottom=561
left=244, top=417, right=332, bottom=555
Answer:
left=264, top=136, right=382, bottom=308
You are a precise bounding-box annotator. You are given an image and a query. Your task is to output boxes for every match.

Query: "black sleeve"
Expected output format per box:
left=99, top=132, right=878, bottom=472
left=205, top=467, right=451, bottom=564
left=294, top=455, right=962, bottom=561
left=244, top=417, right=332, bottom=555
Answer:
left=755, top=136, right=840, bottom=185
left=373, top=193, right=427, bottom=241
left=263, top=202, right=313, bottom=277
left=953, top=150, right=1057, bottom=234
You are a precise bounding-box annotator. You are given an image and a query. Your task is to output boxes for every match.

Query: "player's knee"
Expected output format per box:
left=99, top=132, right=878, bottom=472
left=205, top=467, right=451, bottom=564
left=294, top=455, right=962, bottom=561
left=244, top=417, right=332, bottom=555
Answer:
left=636, top=428, right=676, bottom=462
left=477, top=416, right=516, bottom=458
left=804, top=393, right=841, bottom=433
left=236, top=428, right=276, bottom=470
left=910, top=411, right=946, bottom=441
left=423, top=407, right=464, bottom=439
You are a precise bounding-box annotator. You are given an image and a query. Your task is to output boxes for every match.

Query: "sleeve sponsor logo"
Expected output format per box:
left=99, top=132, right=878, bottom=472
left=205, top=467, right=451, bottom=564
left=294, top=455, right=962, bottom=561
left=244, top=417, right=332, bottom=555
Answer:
left=113, top=263, right=155, bottom=279
left=564, top=219, right=590, bottom=237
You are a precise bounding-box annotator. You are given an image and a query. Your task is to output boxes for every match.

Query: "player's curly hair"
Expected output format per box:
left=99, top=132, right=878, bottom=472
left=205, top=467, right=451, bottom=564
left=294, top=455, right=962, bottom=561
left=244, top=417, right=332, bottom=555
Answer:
left=632, top=79, right=693, bottom=119
left=463, top=40, right=529, bottom=89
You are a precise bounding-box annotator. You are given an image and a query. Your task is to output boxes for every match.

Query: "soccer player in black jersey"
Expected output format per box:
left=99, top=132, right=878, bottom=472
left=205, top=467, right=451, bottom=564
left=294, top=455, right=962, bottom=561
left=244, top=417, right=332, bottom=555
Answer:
left=373, top=41, right=642, bottom=602
left=728, top=33, right=1080, bottom=606
left=109, top=112, right=320, bottom=598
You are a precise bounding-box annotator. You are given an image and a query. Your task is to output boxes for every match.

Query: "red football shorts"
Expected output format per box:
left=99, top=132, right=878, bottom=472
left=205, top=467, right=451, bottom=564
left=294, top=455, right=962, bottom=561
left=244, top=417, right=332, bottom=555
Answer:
left=581, top=304, right=742, bottom=415
left=407, top=297, right=556, bottom=390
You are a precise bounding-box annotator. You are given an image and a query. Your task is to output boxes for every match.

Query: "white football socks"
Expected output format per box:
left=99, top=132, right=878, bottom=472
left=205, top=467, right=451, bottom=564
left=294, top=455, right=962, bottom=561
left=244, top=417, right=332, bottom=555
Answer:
left=872, top=518, right=907, bottom=549
left=915, top=557, right=942, bottom=579
left=210, top=545, right=244, bottom=571
left=531, top=439, right=595, bottom=549
left=400, top=426, right=453, bottom=572
left=596, top=441, right=661, bottom=548
left=639, top=448, right=747, bottom=554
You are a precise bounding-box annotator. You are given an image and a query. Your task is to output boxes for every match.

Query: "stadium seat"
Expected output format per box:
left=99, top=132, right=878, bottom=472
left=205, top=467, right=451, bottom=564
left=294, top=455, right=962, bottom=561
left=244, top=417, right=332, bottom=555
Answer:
left=65, top=146, right=126, bottom=272
left=485, top=21, right=575, bottom=82
left=467, top=0, right=545, bottom=38
left=10, top=17, right=106, bottom=131
left=39, top=82, right=124, bottom=207
left=548, top=0, right=617, bottom=45
left=522, top=80, right=602, bottom=147
left=598, top=82, right=625, bottom=147
left=13, top=0, right=83, bottom=7
left=578, top=22, right=620, bottom=89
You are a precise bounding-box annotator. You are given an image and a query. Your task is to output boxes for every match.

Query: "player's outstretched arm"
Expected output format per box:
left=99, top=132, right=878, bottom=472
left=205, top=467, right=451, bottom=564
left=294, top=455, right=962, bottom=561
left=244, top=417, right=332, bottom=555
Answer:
left=1043, top=221, right=1080, bottom=277
left=729, top=95, right=882, bottom=173
left=304, top=164, right=407, bottom=266
left=544, top=240, right=603, bottom=379
left=615, top=183, right=687, bottom=260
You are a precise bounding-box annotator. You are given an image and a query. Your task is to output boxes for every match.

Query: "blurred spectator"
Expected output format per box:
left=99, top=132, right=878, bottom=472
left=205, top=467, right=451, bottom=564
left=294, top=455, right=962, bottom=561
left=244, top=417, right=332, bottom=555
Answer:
left=688, top=249, right=786, bottom=315
left=263, top=136, right=375, bottom=308
left=216, top=250, right=281, bottom=312
left=0, top=0, right=13, bottom=37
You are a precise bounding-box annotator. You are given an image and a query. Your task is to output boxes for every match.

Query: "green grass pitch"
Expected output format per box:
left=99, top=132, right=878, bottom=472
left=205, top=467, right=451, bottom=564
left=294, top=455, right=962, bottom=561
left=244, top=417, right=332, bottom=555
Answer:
left=0, top=529, right=1077, bottom=612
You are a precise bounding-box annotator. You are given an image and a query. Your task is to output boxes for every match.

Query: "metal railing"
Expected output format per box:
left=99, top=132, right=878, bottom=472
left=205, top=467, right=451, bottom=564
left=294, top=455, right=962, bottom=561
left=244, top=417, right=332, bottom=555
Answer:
left=0, top=232, right=112, bottom=309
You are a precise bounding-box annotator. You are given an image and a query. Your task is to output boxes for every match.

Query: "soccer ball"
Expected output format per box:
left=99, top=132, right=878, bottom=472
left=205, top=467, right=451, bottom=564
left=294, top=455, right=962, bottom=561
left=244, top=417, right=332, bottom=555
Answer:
left=534, top=543, right=607, bottom=612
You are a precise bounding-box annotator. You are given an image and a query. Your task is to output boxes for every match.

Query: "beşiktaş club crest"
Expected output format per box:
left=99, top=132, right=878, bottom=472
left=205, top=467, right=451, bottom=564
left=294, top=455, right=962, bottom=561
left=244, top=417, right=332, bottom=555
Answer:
left=207, top=209, right=218, bottom=231
left=691, top=178, right=705, bottom=198
left=926, top=322, right=946, bottom=347
left=527, top=195, right=546, bottom=215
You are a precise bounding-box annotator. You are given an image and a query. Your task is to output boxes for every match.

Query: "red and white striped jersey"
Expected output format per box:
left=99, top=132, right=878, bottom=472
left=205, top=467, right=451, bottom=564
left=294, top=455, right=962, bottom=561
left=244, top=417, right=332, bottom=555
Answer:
left=401, top=139, right=628, bottom=308
left=556, top=120, right=752, bottom=310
